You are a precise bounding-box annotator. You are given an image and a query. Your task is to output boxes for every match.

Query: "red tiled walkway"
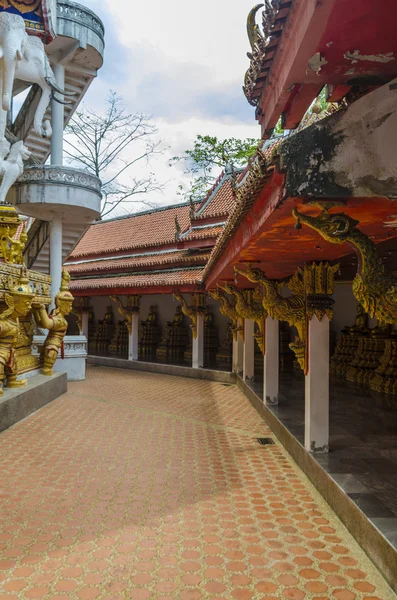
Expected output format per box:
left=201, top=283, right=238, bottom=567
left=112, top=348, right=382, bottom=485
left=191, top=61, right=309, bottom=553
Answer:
left=0, top=367, right=395, bottom=599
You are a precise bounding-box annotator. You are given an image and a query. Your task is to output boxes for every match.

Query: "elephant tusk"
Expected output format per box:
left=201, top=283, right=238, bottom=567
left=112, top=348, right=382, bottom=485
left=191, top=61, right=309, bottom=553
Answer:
left=45, top=77, right=76, bottom=97
left=50, top=92, right=74, bottom=105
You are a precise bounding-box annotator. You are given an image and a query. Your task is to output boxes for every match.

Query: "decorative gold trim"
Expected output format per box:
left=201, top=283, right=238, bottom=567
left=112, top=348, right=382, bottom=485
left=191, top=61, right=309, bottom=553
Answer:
left=110, top=295, right=141, bottom=335
left=293, top=205, right=397, bottom=326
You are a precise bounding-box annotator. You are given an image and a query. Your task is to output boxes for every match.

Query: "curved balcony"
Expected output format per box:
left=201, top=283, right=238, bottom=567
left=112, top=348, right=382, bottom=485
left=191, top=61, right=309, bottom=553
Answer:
left=12, top=165, right=102, bottom=223
left=53, top=1, right=105, bottom=69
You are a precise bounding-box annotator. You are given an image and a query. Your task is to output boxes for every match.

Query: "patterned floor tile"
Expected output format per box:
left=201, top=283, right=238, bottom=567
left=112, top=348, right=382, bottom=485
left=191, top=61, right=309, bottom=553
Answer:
left=0, top=366, right=395, bottom=599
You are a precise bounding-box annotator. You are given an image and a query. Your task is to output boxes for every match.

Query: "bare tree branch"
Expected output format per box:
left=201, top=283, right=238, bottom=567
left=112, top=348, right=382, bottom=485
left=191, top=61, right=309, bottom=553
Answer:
left=64, top=91, right=164, bottom=217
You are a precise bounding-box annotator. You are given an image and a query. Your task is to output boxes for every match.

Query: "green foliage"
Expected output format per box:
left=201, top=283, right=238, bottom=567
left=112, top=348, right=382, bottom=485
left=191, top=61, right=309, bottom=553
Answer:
left=172, top=134, right=260, bottom=201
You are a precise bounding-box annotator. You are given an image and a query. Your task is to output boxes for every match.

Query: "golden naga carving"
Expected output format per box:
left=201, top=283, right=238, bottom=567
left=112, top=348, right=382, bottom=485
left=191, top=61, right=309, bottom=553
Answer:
left=293, top=205, right=397, bottom=326
left=173, top=292, right=206, bottom=339
left=235, top=264, right=306, bottom=368
left=110, top=295, right=141, bottom=335
left=217, top=281, right=265, bottom=353
left=33, top=270, right=74, bottom=376
left=208, top=288, right=242, bottom=341
left=0, top=267, right=34, bottom=394
left=243, top=1, right=280, bottom=107
left=235, top=262, right=338, bottom=372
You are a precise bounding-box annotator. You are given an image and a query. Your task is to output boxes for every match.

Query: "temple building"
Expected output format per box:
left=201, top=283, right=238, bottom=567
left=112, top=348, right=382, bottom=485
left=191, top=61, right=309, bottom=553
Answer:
left=0, top=0, right=397, bottom=596
left=64, top=0, right=397, bottom=589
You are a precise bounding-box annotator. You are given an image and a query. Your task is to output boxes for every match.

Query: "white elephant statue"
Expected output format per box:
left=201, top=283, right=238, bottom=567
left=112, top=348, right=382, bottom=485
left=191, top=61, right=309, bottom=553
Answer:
left=0, top=13, right=28, bottom=112
left=0, top=139, right=31, bottom=203
left=14, top=36, right=75, bottom=138
left=0, top=13, right=75, bottom=139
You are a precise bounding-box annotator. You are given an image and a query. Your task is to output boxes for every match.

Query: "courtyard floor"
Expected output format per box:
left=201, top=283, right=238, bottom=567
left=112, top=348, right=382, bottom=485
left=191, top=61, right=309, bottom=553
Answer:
left=0, top=366, right=395, bottom=600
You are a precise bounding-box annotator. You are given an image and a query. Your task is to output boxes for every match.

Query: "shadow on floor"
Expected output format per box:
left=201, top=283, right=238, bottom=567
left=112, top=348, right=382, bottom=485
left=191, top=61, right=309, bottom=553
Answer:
left=247, top=369, right=397, bottom=549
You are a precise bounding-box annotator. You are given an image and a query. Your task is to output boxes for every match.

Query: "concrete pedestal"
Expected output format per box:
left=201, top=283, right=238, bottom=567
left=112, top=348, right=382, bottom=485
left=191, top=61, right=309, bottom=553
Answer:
left=192, top=313, right=204, bottom=368
left=305, top=315, right=330, bottom=453
left=33, top=335, right=87, bottom=381
left=128, top=313, right=139, bottom=361
left=243, top=319, right=255, bottom=381
left=0, top=373, right=67, bottom=434
left=264, top=317, right=279, bottom=405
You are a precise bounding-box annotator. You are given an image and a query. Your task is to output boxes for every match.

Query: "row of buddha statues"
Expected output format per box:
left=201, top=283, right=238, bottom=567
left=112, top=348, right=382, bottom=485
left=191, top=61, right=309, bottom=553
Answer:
left=330, top=303, right=397, bottom=395
left=87, top=304, right=223, bottom=368
left=85, top=297, right=294, bottom=374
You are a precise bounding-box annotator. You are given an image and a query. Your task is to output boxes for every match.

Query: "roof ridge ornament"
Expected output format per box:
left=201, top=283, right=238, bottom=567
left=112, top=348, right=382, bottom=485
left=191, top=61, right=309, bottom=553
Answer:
left=243, top=0, right=280, bottom=107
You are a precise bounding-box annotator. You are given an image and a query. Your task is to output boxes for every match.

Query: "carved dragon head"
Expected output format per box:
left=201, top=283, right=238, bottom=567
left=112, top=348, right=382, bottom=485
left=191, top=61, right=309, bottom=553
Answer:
left=218, top=281, right=236, bottom=295
left=234, top=264, right=265, bottom=284
left=293, top=207, right=359, bottom=245
left=247, top=4, right=264, bottom=53
left=208, top=289, right=221, bottom=301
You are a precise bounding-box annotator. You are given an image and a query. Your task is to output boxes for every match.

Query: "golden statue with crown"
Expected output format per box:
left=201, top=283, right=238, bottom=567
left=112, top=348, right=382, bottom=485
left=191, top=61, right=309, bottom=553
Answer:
left=0, top=267, right=35, bottom=393
left=0, top=203, right=52, bottom=383
left=33, top=269, right=74, bottom=376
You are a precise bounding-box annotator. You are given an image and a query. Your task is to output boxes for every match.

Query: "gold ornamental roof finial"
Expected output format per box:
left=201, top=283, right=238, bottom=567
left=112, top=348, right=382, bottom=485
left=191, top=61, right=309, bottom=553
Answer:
left=56, top=270, right=73, bottom=301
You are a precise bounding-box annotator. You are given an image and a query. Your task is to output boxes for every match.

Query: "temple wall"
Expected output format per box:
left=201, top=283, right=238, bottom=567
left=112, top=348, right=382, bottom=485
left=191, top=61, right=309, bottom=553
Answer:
left=89, top=293, right=230, bottom=344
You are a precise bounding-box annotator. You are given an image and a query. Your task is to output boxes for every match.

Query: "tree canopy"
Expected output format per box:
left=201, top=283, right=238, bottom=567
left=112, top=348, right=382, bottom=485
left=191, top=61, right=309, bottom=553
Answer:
left=172, top=134, right=260, bottom=201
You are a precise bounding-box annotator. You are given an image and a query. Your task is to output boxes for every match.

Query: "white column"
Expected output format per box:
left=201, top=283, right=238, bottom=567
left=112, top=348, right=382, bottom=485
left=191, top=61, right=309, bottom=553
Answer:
left=264, top=317, right=279, bottom=405
left=243, top=319, right=255, bottom=381
left=51, top=63, right=65, bottom=166
left=128, top=312, right=139, bottom=361
left=81, top=312, right=89, bottom=339
left=192, top=313, right=204, bottom=368
left=232, top=329, right=244, bottom=374
left=50, top=216, right=62, bottom=309
left=305, top=315, right=330, bottom=453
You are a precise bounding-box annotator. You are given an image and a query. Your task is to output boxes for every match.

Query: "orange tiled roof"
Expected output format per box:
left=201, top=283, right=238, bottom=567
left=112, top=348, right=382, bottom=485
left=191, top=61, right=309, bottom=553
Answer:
left=194, top=179, right=236, bottom=221
left=70, top=268, right=203, bottom=291
left=71, top=203, right=193, bottom=259
left=66, top=249, right=211, bottom=275
left=69, top=172, right=240, bottom=292
left=181, top=225, right=224, bottom=242
left=203, top=140, right=281, bottom=280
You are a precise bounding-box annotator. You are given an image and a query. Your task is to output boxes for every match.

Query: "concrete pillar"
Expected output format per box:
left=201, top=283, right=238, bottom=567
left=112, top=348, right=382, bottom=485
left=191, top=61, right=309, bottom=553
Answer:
left=305, top=315, right=330, bottom=453
left=243, top=319, right=255, bottom=381
left=81, top=312, right=89, bottom=339
left=192, top=313, right=204, bottom=368
left=264, top=317, right=279, bottom=405
left=50, top=216, right=62, bottom=309
left=232, top=329, right=244, bottom=374
left=51, top=63, right=65, bottom=166
left=128, top=312, right=139, bottom=361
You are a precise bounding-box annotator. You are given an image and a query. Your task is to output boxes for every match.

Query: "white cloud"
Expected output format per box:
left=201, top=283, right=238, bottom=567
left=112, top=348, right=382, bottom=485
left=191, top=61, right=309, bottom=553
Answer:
left=78, top=0, right=262, bottom=217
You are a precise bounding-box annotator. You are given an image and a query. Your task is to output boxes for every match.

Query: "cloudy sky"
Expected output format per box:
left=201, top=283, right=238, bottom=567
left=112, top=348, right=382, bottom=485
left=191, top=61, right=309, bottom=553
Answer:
left=77, top=0, right=262, bottom=217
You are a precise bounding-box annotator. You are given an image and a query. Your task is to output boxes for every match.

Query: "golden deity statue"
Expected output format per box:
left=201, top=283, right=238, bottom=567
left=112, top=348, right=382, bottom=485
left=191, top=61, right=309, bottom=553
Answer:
left=33, top=270, right=74, bottom=376
left=0, top=267, right=34, bottom=394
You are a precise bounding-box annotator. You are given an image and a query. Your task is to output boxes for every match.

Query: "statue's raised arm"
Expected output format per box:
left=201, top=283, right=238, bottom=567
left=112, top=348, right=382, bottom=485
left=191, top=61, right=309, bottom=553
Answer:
left=40, top=270, right=74, bottom=376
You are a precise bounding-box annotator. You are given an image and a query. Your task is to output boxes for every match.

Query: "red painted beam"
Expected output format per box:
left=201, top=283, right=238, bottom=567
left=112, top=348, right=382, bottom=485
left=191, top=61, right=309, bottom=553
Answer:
left=282, top=83, right=323, bottom=130
left=72, top=284, right=202, bottom=297
left=325, top=84, right=352, bottom=102
left=258, top=0, right=336, bottom=137
left=205, top=171, right=285, bottom=289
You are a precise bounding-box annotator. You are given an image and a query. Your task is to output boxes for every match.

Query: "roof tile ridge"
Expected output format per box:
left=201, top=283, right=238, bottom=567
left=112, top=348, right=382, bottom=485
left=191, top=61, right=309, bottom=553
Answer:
left=92, top=199, right=201, bottom=225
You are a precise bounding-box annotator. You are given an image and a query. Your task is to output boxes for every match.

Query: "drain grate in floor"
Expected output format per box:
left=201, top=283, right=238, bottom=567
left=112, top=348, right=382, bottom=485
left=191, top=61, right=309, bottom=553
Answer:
left=257, top=437, right=275, bottom=446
